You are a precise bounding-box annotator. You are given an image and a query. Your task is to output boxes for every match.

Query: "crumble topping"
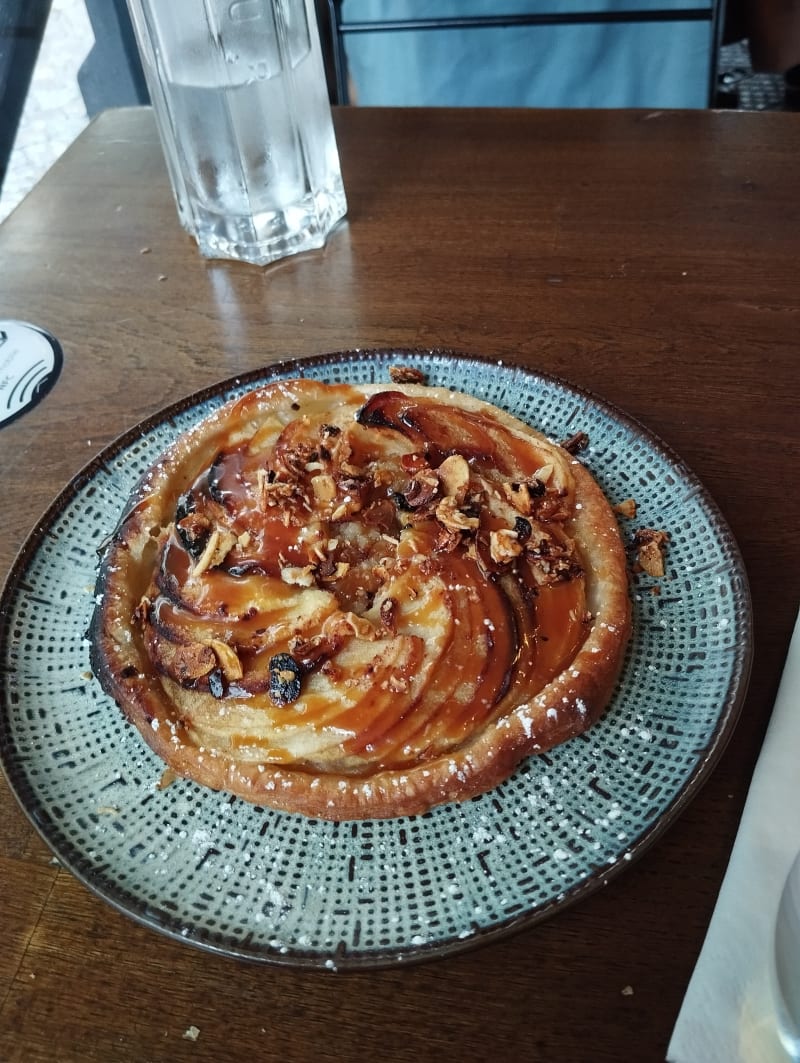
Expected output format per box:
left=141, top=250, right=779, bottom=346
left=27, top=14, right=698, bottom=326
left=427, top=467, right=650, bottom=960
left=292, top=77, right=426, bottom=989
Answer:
left=632, top=527, right=670, bottom=577
left=388, top=365, right=427, bottom=384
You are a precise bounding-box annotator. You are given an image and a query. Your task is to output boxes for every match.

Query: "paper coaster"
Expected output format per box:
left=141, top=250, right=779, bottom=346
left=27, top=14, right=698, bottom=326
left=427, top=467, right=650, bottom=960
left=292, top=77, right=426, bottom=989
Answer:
left=0, top=320, right=63, bottom=428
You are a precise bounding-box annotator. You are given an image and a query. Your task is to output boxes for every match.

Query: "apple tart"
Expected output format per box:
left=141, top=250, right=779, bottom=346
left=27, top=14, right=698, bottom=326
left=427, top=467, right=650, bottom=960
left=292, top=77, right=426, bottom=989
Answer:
left=91, top=376, right=631, bottom=820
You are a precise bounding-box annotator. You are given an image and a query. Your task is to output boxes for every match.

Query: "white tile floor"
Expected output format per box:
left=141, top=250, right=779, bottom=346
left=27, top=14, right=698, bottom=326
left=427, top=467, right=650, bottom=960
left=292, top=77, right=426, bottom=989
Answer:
left=0, top=0, right=94, bottom=222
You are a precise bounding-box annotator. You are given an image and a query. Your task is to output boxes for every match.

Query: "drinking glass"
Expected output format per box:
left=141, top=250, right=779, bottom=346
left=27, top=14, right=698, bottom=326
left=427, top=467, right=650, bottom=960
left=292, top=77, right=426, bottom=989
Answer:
left=126, top=0, right=347, bottom=265
left=774, top=849, right=800, bottom=1060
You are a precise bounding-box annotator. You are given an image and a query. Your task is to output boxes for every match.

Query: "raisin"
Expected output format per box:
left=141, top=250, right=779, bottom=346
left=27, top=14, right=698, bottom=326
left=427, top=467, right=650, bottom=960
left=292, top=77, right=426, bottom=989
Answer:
left=207, top=452, right=226, bottom=504
left=514, top=516, right=532, bottom=543
left=175, top=511, right=211, bottom=560
left=269, top=653, right=302, bottom=706
left=208, top=668, right=225, bottom=699
left=175, top=491, right=195, bottom=524
left=392, top=490, right=413, bottom=512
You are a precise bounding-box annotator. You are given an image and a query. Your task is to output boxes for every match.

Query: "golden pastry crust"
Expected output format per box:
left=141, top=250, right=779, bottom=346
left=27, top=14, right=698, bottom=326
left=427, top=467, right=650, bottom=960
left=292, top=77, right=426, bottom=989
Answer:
left=91, top=378, right=631, bottom=819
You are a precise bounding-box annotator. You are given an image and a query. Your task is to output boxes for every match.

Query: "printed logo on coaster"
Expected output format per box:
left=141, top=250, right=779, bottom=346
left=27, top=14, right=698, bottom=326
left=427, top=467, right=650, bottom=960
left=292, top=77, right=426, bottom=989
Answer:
left=0, top=320, right=63, bottom=428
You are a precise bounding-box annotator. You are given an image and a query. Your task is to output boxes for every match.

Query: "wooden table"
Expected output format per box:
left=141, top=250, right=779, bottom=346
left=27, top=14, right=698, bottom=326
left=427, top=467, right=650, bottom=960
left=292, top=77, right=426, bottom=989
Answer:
left=1, top=106, right=798, bottom=1063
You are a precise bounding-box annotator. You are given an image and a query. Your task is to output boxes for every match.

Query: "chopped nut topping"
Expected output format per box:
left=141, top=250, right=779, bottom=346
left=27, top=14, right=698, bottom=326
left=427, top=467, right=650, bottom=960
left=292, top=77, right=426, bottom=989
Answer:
left=324, top=429, right=363, bottom=478
left=308, top=535, right=337, bottom=569
left=156, top=639, right=216, bottom=682
left=389, top=365, right=427, bottom=384
left=289, top=634, right=340, bottom=672
left=134, top=596, right=151, bottom=624
left=560, top=431, right=589, bottom=455
left=501, top=480, right=533, bottom=516
left=331, top=495, right=363, bottom=521
left=380, top=597, right=398, bottom=632
left=280, top=565, right=317, bottom=587
left=632, top=527, right=670, bottom=577
left=528, top=555, right=584, bottom=585
left=523, top=529, right=584, bottom=585
left=322, top=611, right=377, bottom=641
left=310, top=472, right=337, bottom=502
left=489, top=529, right=523, bottom=565
left=191, top=528, right=237, bottom=577
left=318, top=561, right=351, bottom=583
left=208, top=639, right=243, bottom=681
left=437, top=454, right=470, bottom=503
left=632, top=526, right=669, bottom=546
left=340, top=461, right=364, bottom=478
left=157, top=767, right=178, bottom=791
left=403, top=467, right=440, bottom=508
left=435, top=496, right=479, bottom=531
left=433, top=524, right=462, bottom=553
left=614, top=498, right=638, bottom=519
left=386, top=674, right=410, bottom=693
left=501, top=474, right=550, bottom=516
left=273, top=438, right=314, bottom=478
left=256, top=468, right=297, bottom=509
left=502, top=481, right=533, bottom=516
left=309, top=540, right=329, bottom=563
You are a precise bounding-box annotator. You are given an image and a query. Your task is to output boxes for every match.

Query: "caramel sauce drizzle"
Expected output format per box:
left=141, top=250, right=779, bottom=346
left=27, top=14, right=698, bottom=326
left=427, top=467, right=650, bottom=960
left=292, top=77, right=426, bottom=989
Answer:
left=141, top=388, right=587, bottom=770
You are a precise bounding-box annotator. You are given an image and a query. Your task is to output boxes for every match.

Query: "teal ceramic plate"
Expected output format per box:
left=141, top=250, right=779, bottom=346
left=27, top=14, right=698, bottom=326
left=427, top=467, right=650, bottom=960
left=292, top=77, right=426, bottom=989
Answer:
left=0, top=349, right=752, bottom=968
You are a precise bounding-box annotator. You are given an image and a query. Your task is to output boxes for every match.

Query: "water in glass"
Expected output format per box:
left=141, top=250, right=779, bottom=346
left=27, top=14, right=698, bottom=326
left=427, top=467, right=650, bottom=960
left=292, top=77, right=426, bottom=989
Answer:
left=127, top=0, right=346, bottom=265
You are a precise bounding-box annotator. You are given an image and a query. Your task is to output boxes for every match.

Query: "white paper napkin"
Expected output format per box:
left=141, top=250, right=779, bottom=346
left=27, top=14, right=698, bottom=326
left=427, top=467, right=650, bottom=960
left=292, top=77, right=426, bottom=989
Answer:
left=668, top=607, right=800, bottom=1063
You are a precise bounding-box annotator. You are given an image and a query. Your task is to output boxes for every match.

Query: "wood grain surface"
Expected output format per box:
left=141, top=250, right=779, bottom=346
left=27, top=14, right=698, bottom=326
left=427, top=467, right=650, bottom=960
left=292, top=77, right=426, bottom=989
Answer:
left=0, top=106, right=798, bottom=1063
